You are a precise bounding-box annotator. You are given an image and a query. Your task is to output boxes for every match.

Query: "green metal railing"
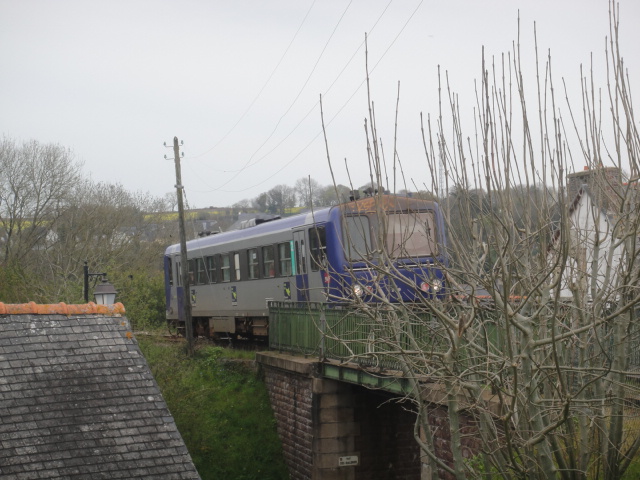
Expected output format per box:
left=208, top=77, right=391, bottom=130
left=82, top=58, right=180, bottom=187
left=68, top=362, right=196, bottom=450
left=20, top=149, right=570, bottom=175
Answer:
left=268, top=302, right=640, bottom=374
left=268, top=302, right=503, bottom=372
left=268, top=302, right=323, bottom=356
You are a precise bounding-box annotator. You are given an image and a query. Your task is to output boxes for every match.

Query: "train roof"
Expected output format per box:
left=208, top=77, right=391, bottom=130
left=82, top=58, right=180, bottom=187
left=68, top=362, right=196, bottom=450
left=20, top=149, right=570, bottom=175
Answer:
left=164, top=194, right=441, bottom=256
left=340, top=195, right=439, bottom=214
left=164, top=205, right=334, bottom=255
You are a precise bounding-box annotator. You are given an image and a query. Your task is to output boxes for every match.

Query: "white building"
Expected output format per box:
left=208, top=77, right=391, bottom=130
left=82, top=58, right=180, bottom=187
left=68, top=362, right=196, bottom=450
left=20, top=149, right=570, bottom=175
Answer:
left=551, top=185, right=624, bottom=300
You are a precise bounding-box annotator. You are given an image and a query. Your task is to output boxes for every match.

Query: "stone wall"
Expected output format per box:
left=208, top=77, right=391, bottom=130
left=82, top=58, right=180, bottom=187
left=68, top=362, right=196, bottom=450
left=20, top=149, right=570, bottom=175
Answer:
left=424, top=406, right=482, bottom=480
left=261, top=358, right=315, bottom=480
left=312, top=378, right=359, bottom=480
left=257, top=352, right=482, bottom=480
left=353, top=389, right=421, bottom=480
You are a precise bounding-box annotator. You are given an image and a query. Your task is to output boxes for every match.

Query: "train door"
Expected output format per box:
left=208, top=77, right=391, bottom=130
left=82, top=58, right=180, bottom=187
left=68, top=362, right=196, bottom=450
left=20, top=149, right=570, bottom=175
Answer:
left=164, top=255, right=176, bottom=320
left=308, top=225, right=328, bottom=298
left=175, top=258, right=185, bottom=323
left=293, top=229, right=309, bottom=301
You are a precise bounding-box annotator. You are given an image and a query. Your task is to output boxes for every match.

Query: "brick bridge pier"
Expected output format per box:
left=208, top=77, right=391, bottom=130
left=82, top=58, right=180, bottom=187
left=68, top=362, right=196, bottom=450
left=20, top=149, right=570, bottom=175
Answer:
left=256, top=352, right=479, bottom=480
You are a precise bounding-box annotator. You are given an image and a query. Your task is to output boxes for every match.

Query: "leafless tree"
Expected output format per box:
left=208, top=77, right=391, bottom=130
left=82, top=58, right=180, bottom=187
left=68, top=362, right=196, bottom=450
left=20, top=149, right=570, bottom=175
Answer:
left=322, top=4, right=640, bottom=479
left=232, top=198, right=251, bottom=211
left=317, top=183, right=353, bottom=206
left=251, top=192, right=268, bottom=212
left=162, top=191, right=179, bottom=212
left=267, top=184, right=296, bottom=215
left=0, top=138, right=81, bottom=266
left=44, top=180, right=170, bottom=299
left=294, top=176, right=323, bottom=208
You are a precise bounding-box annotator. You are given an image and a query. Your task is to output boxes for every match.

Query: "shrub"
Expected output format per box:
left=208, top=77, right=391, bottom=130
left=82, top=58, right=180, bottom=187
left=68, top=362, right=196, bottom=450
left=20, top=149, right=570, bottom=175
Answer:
left=138, top=337, right=288, bottom=480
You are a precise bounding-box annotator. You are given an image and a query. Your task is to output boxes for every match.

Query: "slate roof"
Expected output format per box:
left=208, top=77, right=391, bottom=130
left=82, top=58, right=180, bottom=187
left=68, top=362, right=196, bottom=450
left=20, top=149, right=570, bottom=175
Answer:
left=0, top=303, right=200, bottom=479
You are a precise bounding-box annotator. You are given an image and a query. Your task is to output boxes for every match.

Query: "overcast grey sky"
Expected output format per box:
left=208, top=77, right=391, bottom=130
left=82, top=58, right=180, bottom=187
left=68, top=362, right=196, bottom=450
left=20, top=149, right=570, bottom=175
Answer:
left=1, top=0, right=638, bottom=208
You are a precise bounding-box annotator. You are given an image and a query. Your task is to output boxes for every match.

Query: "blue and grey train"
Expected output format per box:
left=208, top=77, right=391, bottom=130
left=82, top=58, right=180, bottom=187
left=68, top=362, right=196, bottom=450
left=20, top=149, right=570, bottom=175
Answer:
left=164, top=194, right=448, bottom=339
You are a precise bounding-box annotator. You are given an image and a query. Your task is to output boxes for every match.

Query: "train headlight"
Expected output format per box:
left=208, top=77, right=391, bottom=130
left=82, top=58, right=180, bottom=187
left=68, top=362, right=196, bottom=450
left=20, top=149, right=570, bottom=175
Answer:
left=353, top=284, right=364, bottom=297
left=420, top=279, right=443, bottom=293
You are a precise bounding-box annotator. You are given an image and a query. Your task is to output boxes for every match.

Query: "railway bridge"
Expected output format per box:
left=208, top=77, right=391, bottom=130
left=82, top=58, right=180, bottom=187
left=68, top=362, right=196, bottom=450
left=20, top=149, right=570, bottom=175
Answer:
left=256, top=303, right=482, bottom=480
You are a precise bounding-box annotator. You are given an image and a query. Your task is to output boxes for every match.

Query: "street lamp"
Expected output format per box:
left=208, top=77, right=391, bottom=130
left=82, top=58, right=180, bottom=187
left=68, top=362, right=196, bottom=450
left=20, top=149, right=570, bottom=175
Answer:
left=83, top=261, right=117, bottom=304
left=93, top=277, right=118, bottom=305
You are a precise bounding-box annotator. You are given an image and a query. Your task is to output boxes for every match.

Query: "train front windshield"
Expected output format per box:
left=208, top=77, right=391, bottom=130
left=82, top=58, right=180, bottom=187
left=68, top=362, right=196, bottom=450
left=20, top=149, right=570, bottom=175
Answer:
left=343, top=211, right=437, bottom=261
left=386, top=211, right=437, bottom=258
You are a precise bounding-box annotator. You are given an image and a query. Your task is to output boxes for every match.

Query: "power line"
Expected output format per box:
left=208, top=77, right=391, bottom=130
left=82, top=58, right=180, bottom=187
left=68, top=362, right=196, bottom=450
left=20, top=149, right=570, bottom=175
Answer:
left=188, top=0, right=424, bottom=197
left=189, top=0, right=393, bottom=177
left=189, top=0, right=318, bottom=159
left=206, top=0, right=354, bottom=191
left=220, top=0, right=395, bottom=174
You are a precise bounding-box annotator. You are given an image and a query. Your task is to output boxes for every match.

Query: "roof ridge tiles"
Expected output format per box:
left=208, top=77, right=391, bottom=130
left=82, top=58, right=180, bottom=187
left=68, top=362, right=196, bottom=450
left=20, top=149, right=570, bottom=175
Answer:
left=0, top=302, right=125, bottom=315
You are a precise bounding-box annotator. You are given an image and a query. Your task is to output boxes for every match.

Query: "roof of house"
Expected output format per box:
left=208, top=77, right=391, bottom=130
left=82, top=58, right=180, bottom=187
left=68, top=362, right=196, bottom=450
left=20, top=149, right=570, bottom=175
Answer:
left=0, top=303, right=200, bottom=479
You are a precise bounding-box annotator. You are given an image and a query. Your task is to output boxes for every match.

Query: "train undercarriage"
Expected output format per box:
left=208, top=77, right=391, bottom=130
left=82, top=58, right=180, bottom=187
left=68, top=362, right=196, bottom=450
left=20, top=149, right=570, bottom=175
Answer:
left=169, top=315, right=269, bottom=341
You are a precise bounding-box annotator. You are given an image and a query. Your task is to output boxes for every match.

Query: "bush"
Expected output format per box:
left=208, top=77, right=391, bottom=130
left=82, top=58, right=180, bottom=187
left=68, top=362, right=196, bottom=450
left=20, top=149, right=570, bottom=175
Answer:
left=138, top=338, right=288, bottom=480
left=116, top=272, right=166, bottom=331
left=0, top=264, right=32, bottom=303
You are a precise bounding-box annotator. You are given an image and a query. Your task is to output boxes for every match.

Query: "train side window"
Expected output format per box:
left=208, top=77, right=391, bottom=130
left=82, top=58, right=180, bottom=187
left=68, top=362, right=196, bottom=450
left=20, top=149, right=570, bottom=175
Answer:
left=295, top=240, right=307, bottom=274
left=196, top=258, right=207, bottom=285
left=176, top=261, right=181, bottom=286
left=343, top=215, right=373, bottom=261
left=309, top=226, right=327, bottom=271
left=247, top=248, right=259, bottom=280
left=300, top=240, right=307, bottom=273
left=221, top=254, right=231, bottom=282
left=206, top=256, right=217, bottom=283
left=262, top=246, right=275, bottom=278
left=278, top=242, right=292, bottom=276
left=234, top=253, right=241, bottom=281
left=167, top=259, right=173, bottom=286
left=188, top=259, right=196, bottom=284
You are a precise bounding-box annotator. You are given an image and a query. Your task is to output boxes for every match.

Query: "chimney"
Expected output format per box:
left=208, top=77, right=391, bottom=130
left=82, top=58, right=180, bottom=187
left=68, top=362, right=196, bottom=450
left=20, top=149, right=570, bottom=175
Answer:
left=567, top=165, right=622, bottom=212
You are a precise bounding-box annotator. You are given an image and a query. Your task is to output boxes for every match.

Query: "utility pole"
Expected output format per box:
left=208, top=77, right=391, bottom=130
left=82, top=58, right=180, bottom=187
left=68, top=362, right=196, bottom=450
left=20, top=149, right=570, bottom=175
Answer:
left=171, top=137, right=194, bottom=355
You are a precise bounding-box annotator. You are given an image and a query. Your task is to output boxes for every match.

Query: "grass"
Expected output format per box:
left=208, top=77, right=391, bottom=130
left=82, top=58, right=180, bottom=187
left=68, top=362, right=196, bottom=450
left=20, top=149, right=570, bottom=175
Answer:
left=137, top=335, right=289, bottom=480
